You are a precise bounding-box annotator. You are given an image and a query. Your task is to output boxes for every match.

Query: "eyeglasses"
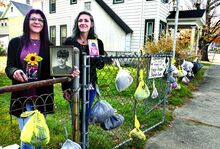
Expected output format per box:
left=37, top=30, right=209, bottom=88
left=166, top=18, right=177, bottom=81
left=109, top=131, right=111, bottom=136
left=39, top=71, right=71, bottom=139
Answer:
left=30, top=17, right=44, bottom=23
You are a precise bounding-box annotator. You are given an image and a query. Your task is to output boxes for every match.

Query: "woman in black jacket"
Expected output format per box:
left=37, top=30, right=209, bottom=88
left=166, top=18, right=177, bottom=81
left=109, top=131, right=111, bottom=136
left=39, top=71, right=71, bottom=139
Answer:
left=63, top=11, right=105, bottom=119
left=5, top=9, right=79, bottom=149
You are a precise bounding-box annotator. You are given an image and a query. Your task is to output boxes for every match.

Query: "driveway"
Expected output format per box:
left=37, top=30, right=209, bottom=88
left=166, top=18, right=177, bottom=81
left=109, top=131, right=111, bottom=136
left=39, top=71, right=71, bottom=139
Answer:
left=145, top=53, right=220, bottom=149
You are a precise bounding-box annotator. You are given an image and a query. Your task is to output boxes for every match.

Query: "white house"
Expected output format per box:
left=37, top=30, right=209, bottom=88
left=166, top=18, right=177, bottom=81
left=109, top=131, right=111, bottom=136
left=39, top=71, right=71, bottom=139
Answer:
left=31, top=0, right=171, bottom=53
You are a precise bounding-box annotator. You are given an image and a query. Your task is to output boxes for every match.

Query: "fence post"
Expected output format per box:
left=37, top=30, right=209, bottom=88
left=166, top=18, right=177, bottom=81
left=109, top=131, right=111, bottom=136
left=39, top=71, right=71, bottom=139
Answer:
left=71, top=48, right=80, bottom=143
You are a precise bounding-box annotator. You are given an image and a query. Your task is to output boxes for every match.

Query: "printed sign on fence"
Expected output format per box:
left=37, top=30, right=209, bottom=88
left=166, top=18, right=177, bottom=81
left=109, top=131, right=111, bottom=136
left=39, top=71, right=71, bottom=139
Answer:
left=149, top=57, right=166, bottom=78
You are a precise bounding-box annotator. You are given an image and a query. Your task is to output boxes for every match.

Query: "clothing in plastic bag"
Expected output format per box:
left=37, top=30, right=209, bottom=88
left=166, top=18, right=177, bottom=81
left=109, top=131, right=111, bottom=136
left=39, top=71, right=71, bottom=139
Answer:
left=20, top=110, right=50, bottom=146
left=129, top=115, right=146, bottom=140
left=61, top=139, right=81, bottom=149
left=151, top=79, right=158, bottom=99
left=89, top=86, right=115, bottom=123
left=61, top=126, right=81, bottom=149
left=134, top=69, right=150, bottom=100
left=115, top=59, right=133, bottom=92
left=100, top=113, right=124, bottom=130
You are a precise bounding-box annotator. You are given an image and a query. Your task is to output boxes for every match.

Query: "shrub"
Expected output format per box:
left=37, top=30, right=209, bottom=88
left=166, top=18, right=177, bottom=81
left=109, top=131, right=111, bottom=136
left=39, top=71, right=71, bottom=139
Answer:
left=143, top=32, right=200, bottom=66
left=0, top=44, right=6, bottom=56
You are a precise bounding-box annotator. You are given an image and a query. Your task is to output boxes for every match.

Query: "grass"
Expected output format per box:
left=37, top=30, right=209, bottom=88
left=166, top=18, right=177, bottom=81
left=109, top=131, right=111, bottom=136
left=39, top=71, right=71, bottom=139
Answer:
left=0, top=58, right=208, bottom=148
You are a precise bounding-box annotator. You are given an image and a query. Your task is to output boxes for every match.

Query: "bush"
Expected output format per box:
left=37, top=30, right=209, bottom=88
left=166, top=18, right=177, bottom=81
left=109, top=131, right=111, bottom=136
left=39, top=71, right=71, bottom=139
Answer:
left=143, top=32, right=200, bottom=66
left=0, top=45, right=6, bottom=56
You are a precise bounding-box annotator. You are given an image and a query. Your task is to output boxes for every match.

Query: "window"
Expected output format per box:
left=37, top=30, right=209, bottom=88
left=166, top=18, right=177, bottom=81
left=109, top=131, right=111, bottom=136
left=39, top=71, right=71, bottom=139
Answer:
left=113, top=0, right=124, bottom=4
left=161, top=0, right=168, bottom=3
left=144, top=19, right=154, bottom=42
left=26, top=0, right=30, bottom=4
left=10, top=7, right=13, bottom=12
left=84, top=2, right=91, bottom=11
left=70, top=0, right=77, bottom=4
left=159, top=21, right=167, bottom=39
left=50, top=26, right=56, bottom=45
left=49, top=0, right=56, bottom=13
left=60, top=25, right=67, bottom=45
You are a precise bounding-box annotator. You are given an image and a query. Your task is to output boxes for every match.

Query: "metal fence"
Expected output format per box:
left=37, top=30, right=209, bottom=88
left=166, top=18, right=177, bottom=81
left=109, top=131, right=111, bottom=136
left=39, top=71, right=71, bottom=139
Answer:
left=0, top=52, right=172, bottom=149
left=82, top=53, right=172, bottom=148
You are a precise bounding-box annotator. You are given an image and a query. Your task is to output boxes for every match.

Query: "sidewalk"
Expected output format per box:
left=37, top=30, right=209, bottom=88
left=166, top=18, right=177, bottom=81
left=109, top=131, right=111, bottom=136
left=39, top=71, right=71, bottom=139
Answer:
left=145, top=54, right=220, bottom=149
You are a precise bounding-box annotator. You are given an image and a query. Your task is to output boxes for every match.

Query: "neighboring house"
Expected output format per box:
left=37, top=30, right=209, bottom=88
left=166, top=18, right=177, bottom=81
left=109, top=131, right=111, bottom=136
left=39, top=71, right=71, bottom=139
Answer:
left=0, top=1, right=32, bottom=49
left=15, top=0, right=205, bottom=54
left=167, top=9, right=206, bottom=52
left=32, top=0, right=171, bottom=53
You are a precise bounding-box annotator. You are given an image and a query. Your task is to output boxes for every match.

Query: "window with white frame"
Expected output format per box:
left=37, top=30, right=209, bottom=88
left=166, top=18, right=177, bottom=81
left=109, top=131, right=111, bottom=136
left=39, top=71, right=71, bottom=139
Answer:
left=26, top=0, right=30, bottom=4
left=161, top=0, right=168, bottom=3
left=159, top=21, right=167, bottom=39
left=70, top=0, right=77, bottom=4
left=49, top=0, right=56, bottom=13
left=50, top=26, right=56, bottom=45
left=144, top=19, right=154, bottom=42
left=60, top=25, right=67, bottom=45
left=84, top=2, right=91, bottom=11
left=113, top=0, right=124, bottom=4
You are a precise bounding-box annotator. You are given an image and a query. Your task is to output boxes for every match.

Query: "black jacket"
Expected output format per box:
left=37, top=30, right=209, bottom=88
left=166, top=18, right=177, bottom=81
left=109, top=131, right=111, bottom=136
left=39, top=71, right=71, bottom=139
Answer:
left=5, top=37, right=54, bottom=117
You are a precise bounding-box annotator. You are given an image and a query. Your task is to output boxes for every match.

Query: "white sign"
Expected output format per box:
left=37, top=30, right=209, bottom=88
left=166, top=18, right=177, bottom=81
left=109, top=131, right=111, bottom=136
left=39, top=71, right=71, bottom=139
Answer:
left=149, top=57, right=166, bottom=78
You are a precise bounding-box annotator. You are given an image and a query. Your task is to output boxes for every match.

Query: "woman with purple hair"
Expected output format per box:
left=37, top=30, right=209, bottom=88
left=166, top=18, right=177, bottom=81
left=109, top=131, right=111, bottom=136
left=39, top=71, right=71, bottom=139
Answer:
left=5, top=9, right=79, bottom=149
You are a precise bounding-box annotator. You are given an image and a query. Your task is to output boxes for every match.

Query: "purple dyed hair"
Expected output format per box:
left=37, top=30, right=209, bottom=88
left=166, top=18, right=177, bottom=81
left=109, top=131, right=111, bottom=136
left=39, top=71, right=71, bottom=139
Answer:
left=21, top=9, right=49, bottom=49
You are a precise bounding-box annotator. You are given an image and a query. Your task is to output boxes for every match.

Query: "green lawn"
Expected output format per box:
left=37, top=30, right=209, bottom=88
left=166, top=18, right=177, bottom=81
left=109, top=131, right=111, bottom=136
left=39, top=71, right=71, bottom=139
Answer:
left=0, top=61, right=207, bottom=148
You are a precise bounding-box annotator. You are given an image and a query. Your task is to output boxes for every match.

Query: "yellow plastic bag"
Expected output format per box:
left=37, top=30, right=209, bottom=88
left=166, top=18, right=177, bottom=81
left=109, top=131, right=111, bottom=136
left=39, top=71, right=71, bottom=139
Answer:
left=134, top=69, right=150, bottom=100
left=129, top=115, right=146, bottom=140
left=20, top=110, right=50, bottom=146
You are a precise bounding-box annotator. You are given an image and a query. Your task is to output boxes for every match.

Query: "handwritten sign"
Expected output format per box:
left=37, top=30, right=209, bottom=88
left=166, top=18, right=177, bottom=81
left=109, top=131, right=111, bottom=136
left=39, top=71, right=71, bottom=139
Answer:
left=149, top=57, right=166, bottom=78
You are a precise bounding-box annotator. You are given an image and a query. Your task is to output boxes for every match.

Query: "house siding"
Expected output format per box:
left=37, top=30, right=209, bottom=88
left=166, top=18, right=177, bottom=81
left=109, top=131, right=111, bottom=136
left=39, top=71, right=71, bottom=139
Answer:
left=42, top=0, right=126, bottom=52
left=102, top=0, right=170, bottom=51
left=34, top=0, right=170, bottom=52
left=104, top=0, right=143, bottom=51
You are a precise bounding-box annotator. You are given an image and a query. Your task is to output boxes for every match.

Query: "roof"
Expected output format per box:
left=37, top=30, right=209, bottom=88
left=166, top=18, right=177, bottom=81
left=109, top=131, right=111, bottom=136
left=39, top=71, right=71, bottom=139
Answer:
left=167, top=9, right=206, bottom=19
left=11, top=1, right=32, bottom=16
left=95, top=0, right=133, bottom=34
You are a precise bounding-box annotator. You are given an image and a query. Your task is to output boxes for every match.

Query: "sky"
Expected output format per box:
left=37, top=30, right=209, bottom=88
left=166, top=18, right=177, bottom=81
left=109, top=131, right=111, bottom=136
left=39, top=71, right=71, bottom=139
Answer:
left=180, top=0, right=220, bottom=22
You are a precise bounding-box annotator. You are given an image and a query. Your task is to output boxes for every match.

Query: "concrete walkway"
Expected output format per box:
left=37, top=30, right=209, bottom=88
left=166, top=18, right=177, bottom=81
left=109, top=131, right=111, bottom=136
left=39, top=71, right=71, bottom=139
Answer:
left=145, top=54, right=220, bottom=149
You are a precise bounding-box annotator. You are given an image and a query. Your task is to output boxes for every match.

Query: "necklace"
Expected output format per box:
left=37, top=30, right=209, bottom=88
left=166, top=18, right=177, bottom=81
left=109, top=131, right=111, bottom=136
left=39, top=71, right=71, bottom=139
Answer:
left=78, top=38, right=87, bottom=45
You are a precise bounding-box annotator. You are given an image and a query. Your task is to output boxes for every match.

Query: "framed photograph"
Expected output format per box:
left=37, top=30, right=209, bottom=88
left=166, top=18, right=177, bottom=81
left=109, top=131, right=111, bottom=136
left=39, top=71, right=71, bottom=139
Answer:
left=88, top=39, right=99, bottom=56
left=50, top=46, right=74, bottom=76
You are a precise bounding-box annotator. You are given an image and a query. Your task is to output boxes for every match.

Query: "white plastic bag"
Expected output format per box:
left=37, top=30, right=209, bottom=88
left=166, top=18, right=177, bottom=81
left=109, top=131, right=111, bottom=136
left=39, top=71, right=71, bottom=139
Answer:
left=61, top=139, right=81, bottom=149
left=151, top=79, right=158, bottom=99
left=115, top=60, right=133, bottom=92
left=61, top=126, right=81, bottom=149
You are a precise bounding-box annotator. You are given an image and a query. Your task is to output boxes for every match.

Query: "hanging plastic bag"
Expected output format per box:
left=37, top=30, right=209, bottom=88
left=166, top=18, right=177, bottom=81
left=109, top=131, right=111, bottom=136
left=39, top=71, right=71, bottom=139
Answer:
left=192, top=61, right=203, bottom=74
left=134, top=69, right=150, bottom=100
left=89, top=86, right=115, bottom=124
left=61, top=139, right=81, bottom=149
left=20, top=110, right=50, bottom=146
left=151, top=79, right=158, bottom=99
left=129, top=115, right=146, bottom=140
left=61, top=126, right=81, bottom=149
left=182, top=76, right=190, bottom=84
left=178, top=65, right=187, bottom=78
left=100, top=113, right=124, bottom=130
left=115, top=59, right=133, bottom=92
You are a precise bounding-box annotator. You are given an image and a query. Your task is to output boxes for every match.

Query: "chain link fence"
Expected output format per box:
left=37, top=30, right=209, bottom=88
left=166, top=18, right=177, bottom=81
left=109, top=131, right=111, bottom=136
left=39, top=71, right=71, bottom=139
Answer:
left=83, top=53, right=172, bottom=148
left=0, top=52, right=172, bottom=149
